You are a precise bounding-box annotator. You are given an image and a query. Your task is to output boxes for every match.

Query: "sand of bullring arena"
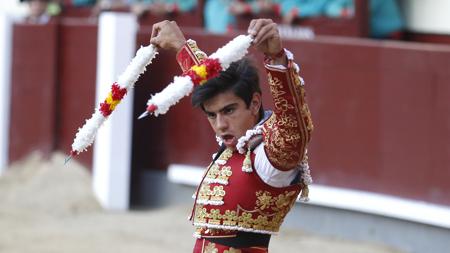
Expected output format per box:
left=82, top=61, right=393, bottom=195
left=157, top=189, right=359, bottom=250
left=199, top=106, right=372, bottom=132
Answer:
left=0, top=153, right=404, bottom=253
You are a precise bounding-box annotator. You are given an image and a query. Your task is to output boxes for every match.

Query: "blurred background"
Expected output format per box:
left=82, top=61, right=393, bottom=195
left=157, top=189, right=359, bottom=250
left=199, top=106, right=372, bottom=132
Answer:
left=0, top=0, right=449, bottom=252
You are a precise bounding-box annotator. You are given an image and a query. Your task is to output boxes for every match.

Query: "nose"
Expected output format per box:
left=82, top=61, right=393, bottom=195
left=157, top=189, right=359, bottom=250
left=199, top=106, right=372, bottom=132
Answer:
left=215, top=114, right=228, bottom=132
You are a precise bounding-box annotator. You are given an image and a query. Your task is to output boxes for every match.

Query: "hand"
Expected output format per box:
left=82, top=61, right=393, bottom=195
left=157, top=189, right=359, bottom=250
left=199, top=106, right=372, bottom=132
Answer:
left=150, top=20, right=186, bottom=52
left=247, top=19, right=285, bottom=63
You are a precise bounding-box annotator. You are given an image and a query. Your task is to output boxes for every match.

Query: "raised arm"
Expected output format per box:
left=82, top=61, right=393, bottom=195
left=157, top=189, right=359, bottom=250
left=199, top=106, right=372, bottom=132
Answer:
left=149, top=20, right=207, bottom=72
left=249, top=19, right=313, bottom=171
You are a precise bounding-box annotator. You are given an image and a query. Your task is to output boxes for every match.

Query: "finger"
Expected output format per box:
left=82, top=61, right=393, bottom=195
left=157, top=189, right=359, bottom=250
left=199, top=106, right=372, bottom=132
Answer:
left=255, top=30, right=278, bottom=48
left=251, top=19, right=269, bottom=34
left=150, top=26, right=159, bottom=41
left=151, top=22, right=162, bottom=39
left=150, top=36, right=161, bottom=47
left=254, top=22, right=276, bottom=44
left=150, top=20, right=169, bottom=39
left=248, top=19, right=257, bottom=35
left=252, top=19, right=273, bottom=44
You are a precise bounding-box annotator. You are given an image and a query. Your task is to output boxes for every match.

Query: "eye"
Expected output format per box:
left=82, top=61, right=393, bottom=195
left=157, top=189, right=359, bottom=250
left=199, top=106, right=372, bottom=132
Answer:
left=206, top=112, right=216, bottom=119
left=223, top=107, right=235, bottom=115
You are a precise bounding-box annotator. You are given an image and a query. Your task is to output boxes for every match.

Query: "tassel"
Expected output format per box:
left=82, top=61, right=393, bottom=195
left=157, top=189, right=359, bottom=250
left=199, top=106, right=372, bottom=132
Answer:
left=299, top=185, right=309, bottom=202
left=242, top=149, right=253, bottom=172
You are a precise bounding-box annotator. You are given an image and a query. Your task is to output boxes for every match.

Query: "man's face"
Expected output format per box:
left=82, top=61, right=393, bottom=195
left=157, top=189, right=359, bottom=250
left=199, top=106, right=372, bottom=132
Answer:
left=203, top=90, right=261, bottom=149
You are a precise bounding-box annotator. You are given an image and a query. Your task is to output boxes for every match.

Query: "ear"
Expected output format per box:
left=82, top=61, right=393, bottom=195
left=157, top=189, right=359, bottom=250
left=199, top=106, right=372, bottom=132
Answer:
left=250, top=92, right=262, bottom=115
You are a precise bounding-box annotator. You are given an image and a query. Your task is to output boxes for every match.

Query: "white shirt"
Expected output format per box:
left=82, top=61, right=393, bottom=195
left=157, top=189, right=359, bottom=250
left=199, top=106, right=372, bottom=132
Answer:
left=253, top=143, right=299, bottom=188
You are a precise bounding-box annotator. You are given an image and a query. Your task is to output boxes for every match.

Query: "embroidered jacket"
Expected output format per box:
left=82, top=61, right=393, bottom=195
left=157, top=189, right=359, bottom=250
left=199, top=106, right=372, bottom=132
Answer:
left=192, top=148, right=302, bottom=237
left=176, top=40, right=313, bottom=238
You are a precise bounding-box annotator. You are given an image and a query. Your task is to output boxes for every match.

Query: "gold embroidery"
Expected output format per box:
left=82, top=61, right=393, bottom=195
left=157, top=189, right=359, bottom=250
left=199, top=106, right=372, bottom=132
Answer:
left=206, top=163, right=221, bottom=178
left=256, top=190, right=298, bottom=212
left=209, top=209, right=222, bottom=225
left=204, top=242, right=218, bottom=253
left=198, top=185, right=212, bottom=200
left=211, top=186, right=226, bottom=201
left=274, top=191, right=297, bottom=211
left=217, top=148, right=233, bottom=162
left=186, top=40, right=207, bottom=62
left=293, top=72, right=302, bottom=86
left=269, top=212, right=284, bottom=228
left=267, top=73, right=286, bottom=98
left=206, top=165, right=233, bottom=184
left=253, top=215, right=269, bottom=230
left=277, top=113, right=299, bottom=128
left=195, top=190, right=298, bottom=233
left=197, top=149, right=235, bottom=208
left=198, top=185, right=226, bottom=203
left=264, top=64, right=312, bottom=170
left=238, top=212, right=253, bottom=229
left=222, top=210, right=238, bottom=226
left=274, top=97, right=295, bottom=112
left=195, top=205, right=208, bottom=223
left=256, top=191, right=274, bottom=211
left=302, top=103, right=314, bottom=132
left=218, top=166, right=232, bottom=181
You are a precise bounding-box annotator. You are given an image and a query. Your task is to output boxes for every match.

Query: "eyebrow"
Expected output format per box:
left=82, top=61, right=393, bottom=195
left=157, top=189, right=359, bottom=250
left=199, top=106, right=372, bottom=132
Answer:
left=204, top=103, right=239, bottom=115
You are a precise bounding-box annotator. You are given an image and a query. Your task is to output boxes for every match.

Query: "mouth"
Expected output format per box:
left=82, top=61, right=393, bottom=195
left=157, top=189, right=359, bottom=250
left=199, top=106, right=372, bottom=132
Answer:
left=221, top=134, right=236, bottom=146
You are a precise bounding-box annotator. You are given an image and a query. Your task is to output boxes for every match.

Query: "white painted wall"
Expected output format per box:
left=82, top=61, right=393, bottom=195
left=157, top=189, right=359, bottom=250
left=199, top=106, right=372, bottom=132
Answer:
left=0, top=0, right=27, bottom=18
left=401, top=0, right=450, bottom=34
left=168, top=164, right=450, bottom=229
left=93, top=12, right=138, bottom=210
left=0, top=14, right=13, bottom=174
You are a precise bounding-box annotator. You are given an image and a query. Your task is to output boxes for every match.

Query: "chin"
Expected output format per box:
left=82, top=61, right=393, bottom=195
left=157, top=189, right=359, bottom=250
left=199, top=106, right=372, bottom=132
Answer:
left=224, top=142, right=237, bottom=149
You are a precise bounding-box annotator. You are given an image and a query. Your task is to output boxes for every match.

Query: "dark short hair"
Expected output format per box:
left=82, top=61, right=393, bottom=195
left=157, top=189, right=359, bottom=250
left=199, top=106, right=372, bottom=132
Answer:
left=191, top=58, right=264, bottom=119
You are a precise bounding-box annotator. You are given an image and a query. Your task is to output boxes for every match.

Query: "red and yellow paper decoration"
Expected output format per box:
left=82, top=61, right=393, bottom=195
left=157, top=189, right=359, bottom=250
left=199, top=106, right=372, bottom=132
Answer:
left=99, top=83, right=128, bottom=116
left=143, top=58, right=223, bottom=115
left=183, top=58, right=222, bottom=86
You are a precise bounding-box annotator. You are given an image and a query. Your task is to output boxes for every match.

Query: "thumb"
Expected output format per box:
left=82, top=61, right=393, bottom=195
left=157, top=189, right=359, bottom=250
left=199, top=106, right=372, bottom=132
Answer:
left=150, top=36, right=160, bottom=46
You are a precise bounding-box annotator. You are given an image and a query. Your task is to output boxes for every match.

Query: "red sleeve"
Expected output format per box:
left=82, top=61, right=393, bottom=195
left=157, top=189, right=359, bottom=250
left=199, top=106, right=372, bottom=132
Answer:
left=262, top=50, right=313, bottom=171
left=175, top=39, right=207, bottom=73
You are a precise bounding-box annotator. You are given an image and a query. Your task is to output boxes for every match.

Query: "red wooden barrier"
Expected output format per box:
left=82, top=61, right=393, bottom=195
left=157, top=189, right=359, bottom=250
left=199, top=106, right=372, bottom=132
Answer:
left=134, top=30, right=450, bottom=206
left=9, top=23, right=58, bottom=161
left=56, top=19, right=97, bottom=166
left=9, top=22, right=450, bottom=206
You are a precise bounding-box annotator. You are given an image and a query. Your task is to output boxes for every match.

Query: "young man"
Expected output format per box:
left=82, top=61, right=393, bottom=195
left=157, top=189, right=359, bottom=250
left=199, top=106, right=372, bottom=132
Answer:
left=150, top=19, right=313, bottom=253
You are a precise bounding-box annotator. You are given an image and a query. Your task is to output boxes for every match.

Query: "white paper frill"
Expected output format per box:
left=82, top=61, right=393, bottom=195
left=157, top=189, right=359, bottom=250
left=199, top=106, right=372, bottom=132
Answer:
left=71, top=45, right=158, bottom=155
left=144, top=35, right=253, bottom=117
